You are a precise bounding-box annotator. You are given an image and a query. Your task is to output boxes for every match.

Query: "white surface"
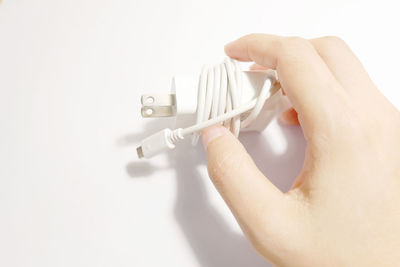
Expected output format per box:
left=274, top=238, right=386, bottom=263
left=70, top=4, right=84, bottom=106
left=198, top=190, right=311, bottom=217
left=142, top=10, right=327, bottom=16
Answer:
left=0, top=0, right=399, bottom=266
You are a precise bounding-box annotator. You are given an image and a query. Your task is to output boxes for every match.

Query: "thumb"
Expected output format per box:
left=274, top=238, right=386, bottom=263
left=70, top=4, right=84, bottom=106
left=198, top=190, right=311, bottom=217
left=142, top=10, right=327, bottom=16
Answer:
left=202, top=125, right=290, bottom=250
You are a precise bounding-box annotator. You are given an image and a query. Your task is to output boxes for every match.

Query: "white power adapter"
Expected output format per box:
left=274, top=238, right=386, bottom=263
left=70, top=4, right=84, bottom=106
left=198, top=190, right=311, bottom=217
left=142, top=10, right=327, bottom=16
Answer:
left=137, top=58, right=290, bottom=159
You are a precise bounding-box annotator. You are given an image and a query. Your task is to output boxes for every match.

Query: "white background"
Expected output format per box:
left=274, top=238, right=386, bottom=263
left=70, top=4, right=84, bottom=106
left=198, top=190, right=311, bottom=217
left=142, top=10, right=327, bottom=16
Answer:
left=0, top=0, right=399, bottom=266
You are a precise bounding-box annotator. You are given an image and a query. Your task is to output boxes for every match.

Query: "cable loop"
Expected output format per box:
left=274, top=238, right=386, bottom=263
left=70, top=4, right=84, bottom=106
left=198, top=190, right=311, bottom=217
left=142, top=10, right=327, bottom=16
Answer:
left=191, top=58, right=272, bottom=145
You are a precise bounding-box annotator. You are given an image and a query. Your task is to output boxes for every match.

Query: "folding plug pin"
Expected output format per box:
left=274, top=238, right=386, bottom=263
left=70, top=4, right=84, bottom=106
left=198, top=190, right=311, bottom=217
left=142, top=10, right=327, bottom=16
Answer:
left=140, top=94, right=176, bottom=118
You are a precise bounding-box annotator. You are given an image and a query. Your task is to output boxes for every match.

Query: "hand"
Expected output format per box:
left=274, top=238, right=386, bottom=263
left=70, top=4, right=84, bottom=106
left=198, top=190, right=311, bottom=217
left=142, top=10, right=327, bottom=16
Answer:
left=201, top=34, right=400, bottom=266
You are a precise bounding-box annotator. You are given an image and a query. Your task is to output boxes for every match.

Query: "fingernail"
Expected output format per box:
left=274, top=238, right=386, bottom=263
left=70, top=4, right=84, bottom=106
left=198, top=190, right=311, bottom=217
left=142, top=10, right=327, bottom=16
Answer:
left=279, top=109, right=299, bottom=125
left=201, top=125, right=228, bottom=148
left=279, top=112, right=290, bottom=125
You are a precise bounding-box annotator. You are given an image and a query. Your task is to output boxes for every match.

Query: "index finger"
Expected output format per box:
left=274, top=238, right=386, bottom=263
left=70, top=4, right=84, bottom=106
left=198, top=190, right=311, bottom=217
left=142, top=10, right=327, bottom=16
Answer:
left=225, top=34, right=344, bottom=136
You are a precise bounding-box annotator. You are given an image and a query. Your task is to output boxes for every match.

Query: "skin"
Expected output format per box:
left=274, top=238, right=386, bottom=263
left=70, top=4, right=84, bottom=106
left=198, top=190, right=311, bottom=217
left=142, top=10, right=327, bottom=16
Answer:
left=201, top=34, right=400, bottom=266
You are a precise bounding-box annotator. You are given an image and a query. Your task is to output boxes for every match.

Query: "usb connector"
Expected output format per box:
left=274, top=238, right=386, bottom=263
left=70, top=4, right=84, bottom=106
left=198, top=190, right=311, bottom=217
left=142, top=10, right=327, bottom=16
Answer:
left=136, top=128, right=184, bottom=159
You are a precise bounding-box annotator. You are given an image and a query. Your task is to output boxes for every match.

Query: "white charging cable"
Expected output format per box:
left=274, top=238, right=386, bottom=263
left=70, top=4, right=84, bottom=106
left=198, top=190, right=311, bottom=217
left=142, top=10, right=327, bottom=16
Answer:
left=137, top=58, right=279, bottom=159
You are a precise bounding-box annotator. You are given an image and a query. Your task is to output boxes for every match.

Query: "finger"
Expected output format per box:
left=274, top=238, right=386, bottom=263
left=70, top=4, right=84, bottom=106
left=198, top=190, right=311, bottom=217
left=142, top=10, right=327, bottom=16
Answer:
left=310, top=36, right=376, bottom=93
left=280, top=108, right=300, bottom=125
left=225, top=34, right=344, bottom=136
left=202, top=125, right=290, bottom=248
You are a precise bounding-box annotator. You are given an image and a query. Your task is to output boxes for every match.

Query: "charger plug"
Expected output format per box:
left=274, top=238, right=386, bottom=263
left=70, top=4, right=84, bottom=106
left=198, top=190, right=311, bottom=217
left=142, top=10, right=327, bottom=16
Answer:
left=137, top=58, right=290, bottom=159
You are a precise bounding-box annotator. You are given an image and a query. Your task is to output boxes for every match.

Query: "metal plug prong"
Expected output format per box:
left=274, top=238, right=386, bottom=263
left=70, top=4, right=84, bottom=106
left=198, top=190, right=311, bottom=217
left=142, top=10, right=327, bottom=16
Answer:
left=136, top=146, right=144, bottom=159
left=140, top=94, right=176, bottom=118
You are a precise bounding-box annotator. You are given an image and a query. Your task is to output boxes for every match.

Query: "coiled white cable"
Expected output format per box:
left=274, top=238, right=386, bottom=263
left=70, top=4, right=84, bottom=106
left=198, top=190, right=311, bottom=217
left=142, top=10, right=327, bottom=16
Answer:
left=137, top=57, right=277, bottom=158
left=191, top=57, right=273, bottom=145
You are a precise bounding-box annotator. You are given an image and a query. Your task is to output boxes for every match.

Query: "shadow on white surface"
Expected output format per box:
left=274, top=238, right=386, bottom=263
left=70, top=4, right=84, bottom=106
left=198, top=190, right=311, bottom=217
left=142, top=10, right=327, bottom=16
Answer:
left=240, top=124, right=306, bottom=193
left=121, top=119, right=173, bottom=177
left=172, top=141, right=268, bottom=267
left=123, top=121, right=306, bottom=267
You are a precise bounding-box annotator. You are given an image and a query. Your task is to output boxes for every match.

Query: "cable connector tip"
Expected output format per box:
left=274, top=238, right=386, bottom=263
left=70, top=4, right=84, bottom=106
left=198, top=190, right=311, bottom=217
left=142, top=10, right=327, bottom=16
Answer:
left=136, top=146, right=144, bottom=159
left=137, top=128, right=184, bottom=159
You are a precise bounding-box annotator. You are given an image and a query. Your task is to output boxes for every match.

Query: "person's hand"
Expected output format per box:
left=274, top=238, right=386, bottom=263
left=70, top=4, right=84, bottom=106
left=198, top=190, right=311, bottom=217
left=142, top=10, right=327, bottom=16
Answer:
left=201, top=34, right=400, bottom=266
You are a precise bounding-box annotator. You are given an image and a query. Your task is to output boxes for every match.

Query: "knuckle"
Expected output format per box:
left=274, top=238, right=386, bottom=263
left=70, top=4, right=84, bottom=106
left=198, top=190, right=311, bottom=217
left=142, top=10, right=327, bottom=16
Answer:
left=285, top=36, right=309, bottom=47
left=319, top=35, right=347, bottom=48
left=207, top=145, right=248, bottom=190
left=207, top=160, right=223, bottom=185
left=243, top=33, right=264, bottom=45
left=286, top=36, right=308, bottom=44
left=207, top=149, right=237, bottom=186
left=245, top=33, right=261, bottom=40
left=277, top=36, right=311, bottom=55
